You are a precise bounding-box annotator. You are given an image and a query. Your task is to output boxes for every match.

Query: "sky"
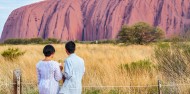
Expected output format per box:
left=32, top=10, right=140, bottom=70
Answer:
left=0, top=0, right=43, bottom=38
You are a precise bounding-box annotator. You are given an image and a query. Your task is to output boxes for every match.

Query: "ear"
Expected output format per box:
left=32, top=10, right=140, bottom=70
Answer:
left=51, top=53, right=55, bottom=57
left=66, top=50, right=68, bottom=53
left=66, top=49, right=69, bottom=54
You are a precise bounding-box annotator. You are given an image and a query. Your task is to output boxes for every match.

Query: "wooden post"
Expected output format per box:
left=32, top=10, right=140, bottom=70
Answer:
left=13, top=69, right=22, bottom=94
left=158, top=80, right=162, bottom=94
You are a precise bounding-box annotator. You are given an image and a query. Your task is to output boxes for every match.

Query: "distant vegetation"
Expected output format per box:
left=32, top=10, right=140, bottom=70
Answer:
left=3, top=38, right=61, bottom=44
left=3, top=22, right=190, bottom=45
left=118, top=22, right=164, bottom=44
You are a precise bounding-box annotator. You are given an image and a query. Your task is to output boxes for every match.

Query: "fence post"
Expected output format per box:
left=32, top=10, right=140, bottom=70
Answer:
left=158, top=80, right=162, bottom=94
left=13, top=69, right=22, bottom=94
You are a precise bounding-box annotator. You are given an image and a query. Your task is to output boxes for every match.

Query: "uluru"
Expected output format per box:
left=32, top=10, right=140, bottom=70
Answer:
left=1, top=0, right=190, bottom=41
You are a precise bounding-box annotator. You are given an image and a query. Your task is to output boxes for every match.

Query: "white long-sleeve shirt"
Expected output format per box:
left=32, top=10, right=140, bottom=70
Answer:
left=36, top=60, right=62, bottom=94
left=59, top=53, right=85, bottom=94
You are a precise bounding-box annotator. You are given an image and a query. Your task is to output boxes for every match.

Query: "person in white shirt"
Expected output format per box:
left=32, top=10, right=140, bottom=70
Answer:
left=59, top=41, right=85, bottom=94
left=36, top=45, right=63, bottom=94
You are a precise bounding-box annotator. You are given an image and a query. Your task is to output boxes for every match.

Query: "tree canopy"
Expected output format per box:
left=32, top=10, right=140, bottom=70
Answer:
left=118, top=22, right=164, bottom=44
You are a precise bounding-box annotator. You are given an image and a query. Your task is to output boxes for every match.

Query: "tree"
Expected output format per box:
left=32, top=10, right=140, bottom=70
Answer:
left=118, top=22, right=164, bottom=44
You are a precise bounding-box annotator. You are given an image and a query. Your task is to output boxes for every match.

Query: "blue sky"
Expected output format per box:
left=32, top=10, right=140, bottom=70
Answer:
left=0, top=0, right=43, bottom=38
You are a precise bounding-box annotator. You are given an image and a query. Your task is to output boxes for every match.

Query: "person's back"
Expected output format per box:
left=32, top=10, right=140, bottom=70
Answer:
left=37, top=60, right=62, bottom=94
left=59, top=41, right=85, bottom=94
left=36, top=45, right=62, bottom=94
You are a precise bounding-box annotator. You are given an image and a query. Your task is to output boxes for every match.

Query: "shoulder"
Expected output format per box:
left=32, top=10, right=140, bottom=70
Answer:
left=76, top=55, right=84, bottom=63
left=36, top=61, right=42, bottom=68
left=51, top=60, right=60, bottom=66
left=64, top=57, right=72, bottom=63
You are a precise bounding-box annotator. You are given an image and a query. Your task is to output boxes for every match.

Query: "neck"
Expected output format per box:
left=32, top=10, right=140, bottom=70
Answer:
left=68, top=53, right=74, bottom=56
left=43, top=57, right=52, bottom=61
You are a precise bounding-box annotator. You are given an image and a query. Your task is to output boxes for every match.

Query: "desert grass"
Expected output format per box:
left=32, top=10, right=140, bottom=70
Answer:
left=0, top=43, right=188, bottom=93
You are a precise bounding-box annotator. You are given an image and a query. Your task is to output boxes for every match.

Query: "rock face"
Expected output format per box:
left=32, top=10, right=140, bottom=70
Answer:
left=1, top=0, right=190, bottom=41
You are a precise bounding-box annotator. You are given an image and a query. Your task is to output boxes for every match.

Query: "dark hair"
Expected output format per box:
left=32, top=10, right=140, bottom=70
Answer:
left=43, top=45, right=55, bottom=57
left=65, top=41, right=75, bottom=53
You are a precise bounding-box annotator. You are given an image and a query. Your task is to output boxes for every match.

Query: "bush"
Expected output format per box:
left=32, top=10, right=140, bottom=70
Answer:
left=44, top=38, right=61, bottom=44
left=3, top=38, right=61, bottom=44
left=4, top=39, right=29, bottom=44
left=162, top=36, right=186, bottom=43
left=118, top=22, right=164, bottom=44
left=1, top=48, right=25, bottom=61
left=30, top=38, right=43, bottom=44
left=108, top=89, right=120, bottom=94
left=84, top=89, right=101, bottom=94
left=156, top=42, right=170, bottom=49
left=120, top=59, right=153, bottom=73
left=91, top=40, right=117, bottom=44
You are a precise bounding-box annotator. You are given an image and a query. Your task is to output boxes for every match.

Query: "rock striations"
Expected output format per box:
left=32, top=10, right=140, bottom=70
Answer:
left=1, top=0, right=190, bottom=41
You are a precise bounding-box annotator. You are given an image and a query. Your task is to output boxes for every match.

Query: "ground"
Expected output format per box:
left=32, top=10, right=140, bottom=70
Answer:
left=0, top=43, right=188, bottom=93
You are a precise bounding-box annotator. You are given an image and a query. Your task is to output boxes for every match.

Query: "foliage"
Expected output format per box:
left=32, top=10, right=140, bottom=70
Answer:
left=162, top=36, right=186, bottom=42
left=4, top=38, right=61, bottom=44
left=30, top=38, right=43, bottom=44
left=44, top=38, right=61, bottom=44
left=1, top=48, right=25, bottom=61
left=156, top=42, right=170, bottom=49
left=118, top=22, right=164, bottom=44
left=84, top=89, right=101, bottom=94
left=4, top=38, right=29, bottom=44
left=91, top=40, right=117, bottom=44
left=108, top=89, right=120, bottom=94
left=120, top=59, right=153, bottom=73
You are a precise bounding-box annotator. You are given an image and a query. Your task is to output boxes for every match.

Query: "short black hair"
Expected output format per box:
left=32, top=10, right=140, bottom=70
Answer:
left=43, top=45, right=55, bottom=57
left=65, top=41, right=75, bottom=53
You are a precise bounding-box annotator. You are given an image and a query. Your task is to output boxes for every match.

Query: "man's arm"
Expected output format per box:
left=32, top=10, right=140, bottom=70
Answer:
left=63, top=59, right=73, bottom=80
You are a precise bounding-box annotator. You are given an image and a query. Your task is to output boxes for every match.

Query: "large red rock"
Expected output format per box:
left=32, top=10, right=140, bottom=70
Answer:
left=1, top=0, right=190, bottom=41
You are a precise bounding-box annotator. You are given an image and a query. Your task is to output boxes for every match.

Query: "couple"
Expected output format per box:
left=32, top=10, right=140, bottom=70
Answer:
left=36, top=41, right=85, bottom=94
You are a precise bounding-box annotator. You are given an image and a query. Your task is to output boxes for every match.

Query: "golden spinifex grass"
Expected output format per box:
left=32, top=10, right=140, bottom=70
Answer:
left=1, top=43, right=189, bottom=93
left=0, top=44, right=153, bottom=83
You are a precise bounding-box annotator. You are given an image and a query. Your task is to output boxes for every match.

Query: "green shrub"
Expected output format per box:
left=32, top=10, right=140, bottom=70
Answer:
left=45, top=38, right=60, bottom=44
left=1, top=48, right=25, bottom=61
left=108, top=89, right=120, bottom=94
left=118, top=22, right=164, bottom=44
left=91, top=40, right=117, bottom=44
left=74, top=40, right=80, bottom=43
left=156, top=42, right=170, bottom=49
left=3, top=38, right=61, bottom=44
left=30, top=38, right=43, bottom=44
left=23, top=90, right=39, bottom=94
left=83, top=89, right=101, bottom=94
left=147, top=87, right=158, bottom=94
left=4, top=39, right=29, bottom=44
left=120, top=59, right=153, bottom=73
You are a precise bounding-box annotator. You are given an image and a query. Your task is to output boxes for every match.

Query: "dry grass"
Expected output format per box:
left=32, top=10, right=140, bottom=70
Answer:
left=0, top=44, right=166, bottom=93
left=0, top=44, right=153, bottom=82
